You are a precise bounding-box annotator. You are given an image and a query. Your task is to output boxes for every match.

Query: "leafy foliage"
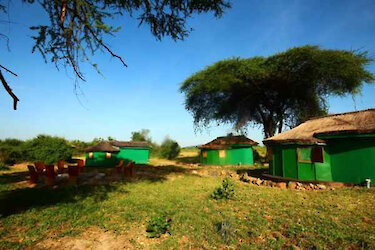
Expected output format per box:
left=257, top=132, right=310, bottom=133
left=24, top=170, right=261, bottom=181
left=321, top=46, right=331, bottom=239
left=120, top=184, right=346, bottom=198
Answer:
left=159, top=138, right=181, bottom=160
left=2, top=0, right=231, bottom=81
left=216, top=220, right=235, bottom=244
left=146, top=213, right=171, bottom=238
left=0, top=0, right=231, bottom=109
left=131, top=129, right=151, bottom=142
left=181, top=46, right=375, bottom=138
left=211, top=178, right=235, bottom=200
left=0, top=161, right=9, bottom=171
left=69, top=139, right=91, bottom=155
left=23, top=135, right=73, bottom=165
left=0, top=139, right=25, bottom=165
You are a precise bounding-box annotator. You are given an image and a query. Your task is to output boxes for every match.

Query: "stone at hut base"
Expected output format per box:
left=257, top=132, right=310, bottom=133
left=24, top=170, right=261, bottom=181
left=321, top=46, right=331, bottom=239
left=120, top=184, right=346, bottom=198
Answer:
left=275, top=182, right=287, bottom=189
left=316, top=184, right=327, bottom=190
left=240, top=173, right=250, bottom=182
left=288, top=181, right=297, bottom=189
left=255, top=178, right=262, bottom=186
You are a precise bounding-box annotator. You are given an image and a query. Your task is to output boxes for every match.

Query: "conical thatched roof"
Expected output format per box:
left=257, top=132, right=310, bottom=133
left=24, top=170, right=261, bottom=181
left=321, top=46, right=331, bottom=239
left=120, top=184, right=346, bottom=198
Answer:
left=84, top=140, right=150, bottom=152
left=264, top=109, right=375, bottom=145
left=200, top=135, right=258, bottom=149
left=111, top=140, right=150, bottom=148
left=84, top=141, right=120, bottom=152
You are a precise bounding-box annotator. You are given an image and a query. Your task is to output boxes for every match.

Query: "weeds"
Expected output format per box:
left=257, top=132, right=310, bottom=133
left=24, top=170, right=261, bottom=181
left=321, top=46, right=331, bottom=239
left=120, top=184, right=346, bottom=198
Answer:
left=211, top=178, right=235, bottom=200
left=0, top=162, right=9, bottom=171
left=146, top=213, right=171, bottom=238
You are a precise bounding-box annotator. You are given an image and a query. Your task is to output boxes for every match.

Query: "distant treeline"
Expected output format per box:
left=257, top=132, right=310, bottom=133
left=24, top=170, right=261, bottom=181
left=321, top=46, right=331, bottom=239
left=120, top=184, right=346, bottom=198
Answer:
left=0, top=130, right=181, bottom=166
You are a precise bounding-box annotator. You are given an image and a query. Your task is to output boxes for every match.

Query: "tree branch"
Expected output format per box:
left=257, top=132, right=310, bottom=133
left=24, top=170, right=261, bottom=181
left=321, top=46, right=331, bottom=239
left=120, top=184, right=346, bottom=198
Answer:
left=0, top=64, right=18, bottom=77
left=0, top=68, right=19, bottom=110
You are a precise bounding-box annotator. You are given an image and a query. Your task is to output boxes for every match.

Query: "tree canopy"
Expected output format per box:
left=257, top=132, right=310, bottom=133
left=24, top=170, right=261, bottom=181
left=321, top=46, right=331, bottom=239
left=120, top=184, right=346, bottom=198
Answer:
left=23, top=135, right=73, bottom=164
left=131, top=129, right=151, bottom=142
left=180, top=45, right=374, bottom=138
left=0, top=0, right=231, bottom=109
left=159, top=137, right=180, bottom=159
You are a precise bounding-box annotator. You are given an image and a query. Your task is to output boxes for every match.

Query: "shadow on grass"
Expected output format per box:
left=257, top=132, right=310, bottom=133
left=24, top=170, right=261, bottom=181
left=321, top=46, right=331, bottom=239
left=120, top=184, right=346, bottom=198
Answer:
left=0, top=164, right=193, bottom=218
left=0, top=171, right=29, bottom=185
left=0, top=184, right=120, bottom=218
left=236, top=167, right=269, bottom=179
left=134, top=164, right=193, bottom=181
left=175, top=156, right=200, bottom=165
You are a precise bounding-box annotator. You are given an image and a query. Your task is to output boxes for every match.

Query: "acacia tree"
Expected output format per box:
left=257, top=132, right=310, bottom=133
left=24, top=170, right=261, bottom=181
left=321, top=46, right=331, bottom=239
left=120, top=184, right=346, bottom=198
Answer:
left=0, top=0, right=231, bottom=109
left=131, top=129, right=151, bottom=142
left=180, top=46, right=374, bottom=138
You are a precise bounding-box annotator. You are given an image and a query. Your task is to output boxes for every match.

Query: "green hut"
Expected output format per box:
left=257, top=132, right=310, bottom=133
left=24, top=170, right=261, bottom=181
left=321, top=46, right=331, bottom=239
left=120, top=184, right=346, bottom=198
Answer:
left=200, top=135, right=258, bottom=165
left=264, top=109, right=375, bottom=184
left=84, top=141, right=150, bottom=167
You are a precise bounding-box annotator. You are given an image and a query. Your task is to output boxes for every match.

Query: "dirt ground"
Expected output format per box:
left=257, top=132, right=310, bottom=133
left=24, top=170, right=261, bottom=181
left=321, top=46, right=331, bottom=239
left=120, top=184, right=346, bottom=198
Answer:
left=36, top=227, right=149, bottom=250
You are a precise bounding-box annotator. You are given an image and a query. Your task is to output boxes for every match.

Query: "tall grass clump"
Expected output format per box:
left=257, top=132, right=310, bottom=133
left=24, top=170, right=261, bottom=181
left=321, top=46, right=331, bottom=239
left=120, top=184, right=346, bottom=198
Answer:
left=211, top=178, right=235, bottom=200
left=146, top=213, right=172, bottom=238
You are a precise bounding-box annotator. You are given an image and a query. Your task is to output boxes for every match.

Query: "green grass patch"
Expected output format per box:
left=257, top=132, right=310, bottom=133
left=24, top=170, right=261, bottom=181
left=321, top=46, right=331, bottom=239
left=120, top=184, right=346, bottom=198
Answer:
left=1, top=160, right=375, bottom=249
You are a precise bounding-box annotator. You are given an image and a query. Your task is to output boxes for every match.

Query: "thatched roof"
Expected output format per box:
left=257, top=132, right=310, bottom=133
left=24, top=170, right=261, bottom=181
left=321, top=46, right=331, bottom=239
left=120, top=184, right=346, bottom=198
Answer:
left=84, top=141, right=120, bottom=152
left=200, top=135, right=258, bottom=149
left=84, top=140, right=150, bottom=152
left=111, top=140, right=150, bottom=148
left=264, top=109, right=375, bottom=145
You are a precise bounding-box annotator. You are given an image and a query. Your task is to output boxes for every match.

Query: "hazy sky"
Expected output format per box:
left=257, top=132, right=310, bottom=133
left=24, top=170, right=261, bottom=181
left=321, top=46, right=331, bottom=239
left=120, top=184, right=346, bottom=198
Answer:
left=1, top=0, right=375, bottom=146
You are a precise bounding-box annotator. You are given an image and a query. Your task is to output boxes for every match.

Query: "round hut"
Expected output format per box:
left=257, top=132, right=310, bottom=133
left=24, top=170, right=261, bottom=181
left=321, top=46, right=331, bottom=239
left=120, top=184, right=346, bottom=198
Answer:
left=84, top=141, right=150, bottom=167
left=84, top=141, right=120, bottom=167
left=263, top=109, right=375, bottom=184
left=199, top=135, right=258, bottom=165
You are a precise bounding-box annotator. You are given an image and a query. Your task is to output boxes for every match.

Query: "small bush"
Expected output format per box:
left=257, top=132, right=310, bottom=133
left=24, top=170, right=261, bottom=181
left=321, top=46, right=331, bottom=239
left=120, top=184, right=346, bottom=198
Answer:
left=211, top=178, right=235, bottom=200
left=0, top=162, right=9, bottom=171
left=253, top=146, right=266, bottom=163
left=159, top=138, right=180, bottom=160
left=23, top=135, right=73, bottom=164
left=0, top=139, right=25, bottom=165
left=146, top=213, right=171, bottom=238
left=216, top=220, right=235, bottom=244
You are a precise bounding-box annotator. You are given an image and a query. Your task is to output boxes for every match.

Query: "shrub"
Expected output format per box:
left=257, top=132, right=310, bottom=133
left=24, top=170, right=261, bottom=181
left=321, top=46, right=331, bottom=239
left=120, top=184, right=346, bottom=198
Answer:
left=0, top=162, right=9, bottom=171
left=24, top=135, right=73, bottom=165
left=0, top=139, right=25, bottom=165
left=146, top=213, right=171, bottom=238
left=253, top=146, right=266, bottom=163
left=211, top=178, right=235, bottom=200
left=216, top=220, right=235, bottom=244
left=69, top=140, right=91, bottom=156
left=159, top=138, right=180, bottom=160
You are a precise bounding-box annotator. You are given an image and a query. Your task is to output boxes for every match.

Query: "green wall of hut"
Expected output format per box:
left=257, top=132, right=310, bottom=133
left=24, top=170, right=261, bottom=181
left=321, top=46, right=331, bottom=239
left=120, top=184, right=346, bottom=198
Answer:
left=200, top=146, right=254, bottom=165
left=269, top=135, right=375, bottom=184
left=85, top=147, right=149, bottom=167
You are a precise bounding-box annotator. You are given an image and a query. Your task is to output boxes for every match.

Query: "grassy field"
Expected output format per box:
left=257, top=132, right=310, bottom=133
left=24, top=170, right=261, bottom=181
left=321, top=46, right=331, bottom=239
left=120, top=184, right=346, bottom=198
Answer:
left=0, top=150, right=375, bottom=249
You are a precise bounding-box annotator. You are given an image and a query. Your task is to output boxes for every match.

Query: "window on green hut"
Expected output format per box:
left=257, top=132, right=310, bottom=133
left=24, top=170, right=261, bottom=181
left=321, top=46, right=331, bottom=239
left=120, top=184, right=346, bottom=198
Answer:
left=202, top=151, right=207, bottom=158
left=312, top=147, right=324, bottom=163
left=297, top=147, right=324, bottom=163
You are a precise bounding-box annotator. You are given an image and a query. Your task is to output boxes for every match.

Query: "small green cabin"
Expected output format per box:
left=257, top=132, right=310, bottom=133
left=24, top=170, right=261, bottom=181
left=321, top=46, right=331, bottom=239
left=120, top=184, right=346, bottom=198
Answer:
left=264, top=109, right=375, bottom=184
left=84, top=141, right=150, bottom=167
left=200, top=135, right=258, bottom=165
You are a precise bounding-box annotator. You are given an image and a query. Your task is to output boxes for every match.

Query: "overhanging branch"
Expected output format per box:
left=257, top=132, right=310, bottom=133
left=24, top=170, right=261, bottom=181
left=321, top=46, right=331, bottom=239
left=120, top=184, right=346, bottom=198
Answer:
left=0, top=65, right=19, bottom=110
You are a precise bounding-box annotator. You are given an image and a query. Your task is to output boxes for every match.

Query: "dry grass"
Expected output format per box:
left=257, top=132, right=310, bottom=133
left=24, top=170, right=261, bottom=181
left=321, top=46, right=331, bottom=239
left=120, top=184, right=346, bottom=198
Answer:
left=0, top=150, right=375, bottom=249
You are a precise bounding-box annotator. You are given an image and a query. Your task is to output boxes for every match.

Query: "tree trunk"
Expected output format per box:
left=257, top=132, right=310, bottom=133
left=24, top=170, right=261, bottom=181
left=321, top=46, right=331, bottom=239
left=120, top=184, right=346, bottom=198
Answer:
left=263, top=117, right=276, bottom=139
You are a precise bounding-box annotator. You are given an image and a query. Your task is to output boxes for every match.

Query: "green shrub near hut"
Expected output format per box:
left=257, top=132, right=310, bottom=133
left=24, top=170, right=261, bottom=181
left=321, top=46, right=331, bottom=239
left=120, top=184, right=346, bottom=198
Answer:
left=23, top=135, right=73, bottom=165
left=0, top=139, right=25, bottom=165
left=159, top=138, right=181, bottom=160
